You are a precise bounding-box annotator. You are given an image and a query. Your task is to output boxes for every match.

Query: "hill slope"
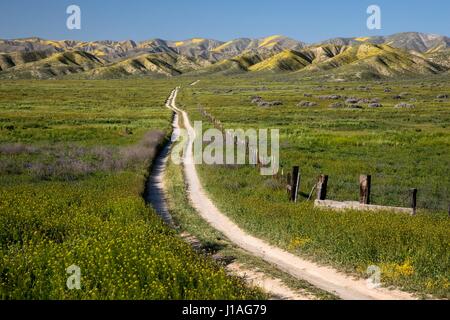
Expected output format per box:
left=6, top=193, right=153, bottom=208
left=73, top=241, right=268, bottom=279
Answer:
left=1, top=33, right=449, bottom=79
left=0, top=51, right=52, bottom=71
left=88, top=52, right=209, bottom=78
left=299, top=44, right=447, bottom=78
left=0, top=51, right=104, bottom=79
left=0, top=35, right=305, bottom=62
left=220, top=43, right=448, bottom=78
left=425, top=49, right=450, bottom=68
left=249, top=50, right=311, bottom=72
left=248, top=45, right=346, bottom=72
left=318, top=32, right=450, bottom=53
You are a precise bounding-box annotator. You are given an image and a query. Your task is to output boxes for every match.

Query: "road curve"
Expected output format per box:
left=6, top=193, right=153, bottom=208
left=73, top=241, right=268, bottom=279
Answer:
left=167, top=87, right=415, bottom=300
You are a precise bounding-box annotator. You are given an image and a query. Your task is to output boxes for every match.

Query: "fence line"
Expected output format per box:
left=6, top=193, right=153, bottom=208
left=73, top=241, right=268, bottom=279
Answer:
left=197, top=106, right=449, bottom=216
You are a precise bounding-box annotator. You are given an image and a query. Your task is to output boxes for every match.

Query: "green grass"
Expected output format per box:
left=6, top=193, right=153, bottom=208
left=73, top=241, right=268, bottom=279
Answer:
left=0, top=173, right=261, bottom=299
left=177, top=75, right=450, bottom=298
left=0, top=79, right=262, bottom=299
left=1, top=75, right=449, bottom=299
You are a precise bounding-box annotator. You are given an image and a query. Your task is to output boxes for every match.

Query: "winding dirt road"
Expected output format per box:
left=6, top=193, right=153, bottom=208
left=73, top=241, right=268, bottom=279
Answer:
left=162, top=87, right=415, bottom=300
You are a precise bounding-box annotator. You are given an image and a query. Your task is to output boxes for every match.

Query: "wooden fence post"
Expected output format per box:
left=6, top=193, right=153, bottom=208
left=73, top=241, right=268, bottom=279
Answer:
left=256, top=149, right=261, bottom=168
left=359, top=175, right=372, bottom=205
left=290, top=166, right=300, bottom=202
left=286, top=173, right=292, bottom=198
left=317, top=175, right=328, bottom=200
left=410, top=188, right=418, bottom=215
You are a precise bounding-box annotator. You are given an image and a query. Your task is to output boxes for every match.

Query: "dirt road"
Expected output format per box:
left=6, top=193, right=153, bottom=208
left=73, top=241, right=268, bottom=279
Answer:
left=148, top=88, right=314, bottom=299
left=166, top=87, right=415, bottom=300
left=145, top=90, right=180, bottom=226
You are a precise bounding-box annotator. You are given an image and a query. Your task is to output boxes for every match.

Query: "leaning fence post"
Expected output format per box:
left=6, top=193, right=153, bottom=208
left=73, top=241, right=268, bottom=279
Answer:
left=359, top=175, right=372, bottom=205
left=317, top=175, right=328, bottom=200
left=410, top=188, right=418, bottom=215
left=290, top=166, right=300, bottom=202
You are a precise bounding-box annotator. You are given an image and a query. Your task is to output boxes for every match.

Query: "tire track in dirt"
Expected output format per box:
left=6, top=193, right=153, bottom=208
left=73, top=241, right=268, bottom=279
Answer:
left=169, top=86, right=415, bottom=300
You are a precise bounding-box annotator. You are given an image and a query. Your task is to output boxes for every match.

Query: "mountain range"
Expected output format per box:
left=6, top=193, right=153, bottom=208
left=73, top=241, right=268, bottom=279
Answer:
left=0, top=32, right=449, bottom=80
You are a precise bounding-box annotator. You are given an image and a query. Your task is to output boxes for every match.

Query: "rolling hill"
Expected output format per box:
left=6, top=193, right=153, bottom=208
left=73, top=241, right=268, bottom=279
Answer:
left=0, top=32, right=449, bottom=79
left=0, top=51, right=104, bottom=79
left=167, top=38, right=224, bottom=60
left=318, top=32, right=450, bottom=53
left=0, top=51, right=52, bottom=71
left=208, top=43, right=448, bottom=79
left=249, top=50, right=311, bottom=72
left=299, top=44, right=447, bottom=78
left=192, top=58, right=249, bottom=76
left=87, top=52, right=209, bottom=79
left=425, top=48, right=450, bottom=68
left=0, top=38, right=138, bottom=60
left=0, top=35, right=305, bottom=62
left=248, top=45, right=346, bottom=72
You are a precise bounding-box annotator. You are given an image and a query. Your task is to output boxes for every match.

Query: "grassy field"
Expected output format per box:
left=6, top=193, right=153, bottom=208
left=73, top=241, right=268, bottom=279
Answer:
left=177, top=74, right=450, bottom=298
left=1, top=75, right=448, bottom=299
left=0, top=80, right=262, bottom=299
left=163, top=124, right=336, bottom=300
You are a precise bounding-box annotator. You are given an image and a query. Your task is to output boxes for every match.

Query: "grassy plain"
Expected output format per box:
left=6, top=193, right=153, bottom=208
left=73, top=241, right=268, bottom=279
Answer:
left=1, top=74, right=448, bottom=299
left=177, top=74, right=450, bottom=298
left=0, top=80, right=262, bottom=299
left=164, top=139, right=336, bottom=299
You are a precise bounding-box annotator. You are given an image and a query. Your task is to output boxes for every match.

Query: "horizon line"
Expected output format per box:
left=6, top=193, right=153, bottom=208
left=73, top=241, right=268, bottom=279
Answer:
left=1, top=31, right=448, bottom=45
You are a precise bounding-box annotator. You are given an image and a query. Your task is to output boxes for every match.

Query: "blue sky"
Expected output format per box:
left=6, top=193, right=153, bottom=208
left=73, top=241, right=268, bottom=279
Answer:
left=1, top=0, right=449, bottom=43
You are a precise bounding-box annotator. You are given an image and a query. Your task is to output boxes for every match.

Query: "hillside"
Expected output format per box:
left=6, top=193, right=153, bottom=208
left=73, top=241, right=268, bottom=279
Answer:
left=384, top=32, right=450, bottom=52
left=0, top=38, right=138, bottom=60
left=1, top=33, right=448, bottom=60
left=0, top=35, right=305, bottom=62
left=299, top=44, right=447, bottom=78
left=192, top=59, right=249, bottom=76
left=0, top=51, right=104, bottom=79
left=88, top=52, right=209, bottom=78
left=248, top=45, right=346, bottom=72
left=426, top=48, right=450, bottom=68
left=167, top=38, right=223, bottom=60
left=218, top=43, right=448, bottom=78
left=318, top=32, right=450, bottom=52
left=0, top=51, right=52, bottom=71
left=249, top=50, right=311, bottom=72
left=0, top=32, right=449, bottom=79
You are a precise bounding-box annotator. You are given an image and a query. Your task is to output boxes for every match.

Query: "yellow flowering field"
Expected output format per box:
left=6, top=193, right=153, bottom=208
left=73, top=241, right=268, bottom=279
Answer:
left=0, top=80, right=262, bottom=299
